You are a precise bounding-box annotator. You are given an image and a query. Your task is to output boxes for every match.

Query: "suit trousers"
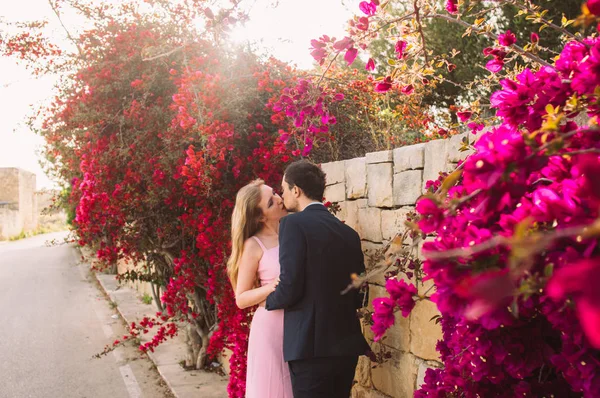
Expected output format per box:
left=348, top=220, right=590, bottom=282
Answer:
left=288, top=355, right=359, bottom=398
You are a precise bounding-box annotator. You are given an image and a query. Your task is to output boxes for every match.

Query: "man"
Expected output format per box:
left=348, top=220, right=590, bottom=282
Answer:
left=266, top=159, right=370, bottom=398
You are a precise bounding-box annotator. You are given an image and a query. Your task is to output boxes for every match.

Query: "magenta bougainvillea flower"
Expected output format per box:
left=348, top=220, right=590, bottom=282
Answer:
left=395, top=40, right=407, bottom=59
left=365, top=57, right=375, bottom=71
left=446, top=0, right=458, bottom=14
left=547, top=258, right=600, bottom=348
left=359, top=0, right=377, bottom=16
left=588, top=0, right=600, bottom=16
left=374, top=76, right=393, bottom=93
left=498, top=30, right=516, bottom=47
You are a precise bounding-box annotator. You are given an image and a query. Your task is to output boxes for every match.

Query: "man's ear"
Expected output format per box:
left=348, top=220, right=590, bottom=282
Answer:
left=293, top=185, right=301, bottom=198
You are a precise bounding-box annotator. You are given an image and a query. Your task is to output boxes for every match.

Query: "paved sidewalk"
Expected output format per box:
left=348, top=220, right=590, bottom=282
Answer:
left=95, top=272, right=229, bottom=398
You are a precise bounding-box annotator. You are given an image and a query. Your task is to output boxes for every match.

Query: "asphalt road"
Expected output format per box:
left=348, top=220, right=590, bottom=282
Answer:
left=0, top=232, right=173, bottom=398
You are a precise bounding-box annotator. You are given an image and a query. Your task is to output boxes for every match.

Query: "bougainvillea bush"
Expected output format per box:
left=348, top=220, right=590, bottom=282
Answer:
left=3, top=1, right=300, bottom=396
left=359, top=1, right=600, bottom=397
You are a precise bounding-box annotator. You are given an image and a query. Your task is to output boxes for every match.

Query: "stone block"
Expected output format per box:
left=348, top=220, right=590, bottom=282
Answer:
left=346, top=157, right=367, bottom=199
left=321, top=160, right=345, bottom=186
left=359, top=207, right=382, bottom=243
left=367, top=163, right=394, bottom=208
left=335, top=201, right=348, bottom=223
left=417, top=278, right=436, bottom=298
left=366, top=150, right=393, bottom=164
left=346, top=199, right=368, bottom=233
left=416, top=358, right=443, bottom=391
left=355, top=355, right=373, bottom=388
left=422, top=139, right=450, bottom=192
left=367, top=285, right=387, bottom=311
left=381, top=207, right=414, bottom=242
left=384, top=312, right=411, bottom=352
left=410, top=300, right=442, bottom=361
left=393, top=171, right=423, bottom=206
left=448, top=132, right=474, bottom=163
left=371, top=346, right=418, bottom=398
left=351, top=385, right=390, bottom=398
left=393, top=143, right=425, bottom=173
left=362, top=243, right=386, bottom=283
left=324, top=182, right=345, bottom=203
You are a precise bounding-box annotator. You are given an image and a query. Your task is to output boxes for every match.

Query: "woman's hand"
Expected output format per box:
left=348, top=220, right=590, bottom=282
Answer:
left=267, top=277, right=280, bottom=293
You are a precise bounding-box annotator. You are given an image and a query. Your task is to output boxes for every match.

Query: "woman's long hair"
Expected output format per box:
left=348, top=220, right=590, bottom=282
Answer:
left=227, top=179, right=264, bottom=290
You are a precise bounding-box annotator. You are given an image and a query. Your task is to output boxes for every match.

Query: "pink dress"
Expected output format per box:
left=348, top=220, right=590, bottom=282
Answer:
left=245, top=236, right=293, bottom=398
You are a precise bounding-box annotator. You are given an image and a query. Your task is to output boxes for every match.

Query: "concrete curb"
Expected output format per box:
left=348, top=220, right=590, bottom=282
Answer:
left=93, top=271, right=228, bottom=398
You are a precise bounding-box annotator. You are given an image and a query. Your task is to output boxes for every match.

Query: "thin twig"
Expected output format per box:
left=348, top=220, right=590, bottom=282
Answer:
left=48, top=0, right=84, bottom=58
left=142, top=45, right=185, bottom=61
left=429, top=13, right=554, bottom=68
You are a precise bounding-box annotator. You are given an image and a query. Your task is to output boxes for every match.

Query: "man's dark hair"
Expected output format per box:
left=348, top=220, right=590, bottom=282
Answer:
left=284, top=160, right=326, bottom=201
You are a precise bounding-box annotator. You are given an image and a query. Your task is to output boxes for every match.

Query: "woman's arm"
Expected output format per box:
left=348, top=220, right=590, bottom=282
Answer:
left=235, top=238, right=278, bottom=309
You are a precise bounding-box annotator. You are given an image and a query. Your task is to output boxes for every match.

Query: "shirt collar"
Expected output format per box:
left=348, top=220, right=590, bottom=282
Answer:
left=304, top=201, right=324, bottom=210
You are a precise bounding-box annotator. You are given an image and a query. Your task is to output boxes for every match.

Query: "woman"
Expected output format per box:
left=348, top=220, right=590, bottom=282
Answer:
left=227, top=179, right=293, bottom=398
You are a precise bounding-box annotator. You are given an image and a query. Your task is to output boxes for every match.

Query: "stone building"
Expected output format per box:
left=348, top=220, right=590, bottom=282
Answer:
left=0, top=168, right=38, bottom=239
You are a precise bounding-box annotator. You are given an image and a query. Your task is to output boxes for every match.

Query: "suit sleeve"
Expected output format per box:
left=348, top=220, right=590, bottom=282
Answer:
left=265, top=216, right=306, bottom=310
left=354, top=232, right=368, bottom=309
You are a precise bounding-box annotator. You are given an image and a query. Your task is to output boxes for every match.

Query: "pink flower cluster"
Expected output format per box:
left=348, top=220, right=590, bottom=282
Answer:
left=410, top=37, right=600, bottom=396
left=371, top=278, right=417, bottom=341
left=272, top=79, right=343, bottom=156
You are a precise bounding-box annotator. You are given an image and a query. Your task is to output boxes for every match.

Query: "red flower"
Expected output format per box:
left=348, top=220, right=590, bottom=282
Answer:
left=344, top=47, right=358, bottom=66
left=530, top=32, right=540, bottom=43
left=374, top=76, right=393, bottom=93
left=395, top=40, right=407, bottom=59
left=498, top=30, right=516, bottom=47
left=366, top=57, right=375, bottom=71
left=588, top=0, right=600, bottom=16
left=457, top=110, right=472, bottom=122
left=446, top=0, right=458, bottom=14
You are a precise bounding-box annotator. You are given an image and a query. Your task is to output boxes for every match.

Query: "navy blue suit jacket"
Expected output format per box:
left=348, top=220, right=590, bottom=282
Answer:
left=266, top=204, right=370, bottom=362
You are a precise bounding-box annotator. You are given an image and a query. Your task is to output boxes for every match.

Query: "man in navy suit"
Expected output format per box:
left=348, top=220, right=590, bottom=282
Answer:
left=266, top=159, right=369, bottom=398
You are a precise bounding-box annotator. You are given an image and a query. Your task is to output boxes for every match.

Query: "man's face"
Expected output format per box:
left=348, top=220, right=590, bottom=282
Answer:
left=281, top=175, right=299, bottom=213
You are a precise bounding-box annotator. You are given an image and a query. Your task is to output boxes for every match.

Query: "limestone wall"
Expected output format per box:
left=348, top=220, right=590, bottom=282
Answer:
left=321, top=133, right=473, bottom=398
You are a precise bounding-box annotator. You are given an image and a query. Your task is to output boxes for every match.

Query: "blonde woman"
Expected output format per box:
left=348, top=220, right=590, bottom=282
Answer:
left=227, top=179, right=293, bottom=398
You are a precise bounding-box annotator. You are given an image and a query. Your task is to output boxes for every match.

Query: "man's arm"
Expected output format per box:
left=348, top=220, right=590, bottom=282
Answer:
left=265, top=216, right=306, bottom=310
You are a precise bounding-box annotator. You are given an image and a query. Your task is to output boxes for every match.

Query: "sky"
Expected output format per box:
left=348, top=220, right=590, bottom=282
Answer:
left=0, top=0, right=360, bottom=190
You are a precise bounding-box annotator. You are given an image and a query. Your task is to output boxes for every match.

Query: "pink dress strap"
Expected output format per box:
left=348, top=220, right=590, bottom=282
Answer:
left=251, top=236, right=267, bottom=252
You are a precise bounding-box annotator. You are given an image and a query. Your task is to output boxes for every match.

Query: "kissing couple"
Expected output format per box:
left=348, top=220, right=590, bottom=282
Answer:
left=227, top=159, right=370, bottom=398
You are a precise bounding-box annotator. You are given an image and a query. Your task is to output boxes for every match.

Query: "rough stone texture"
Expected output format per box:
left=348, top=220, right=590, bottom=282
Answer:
left=355, top=356, right=373, bottom=388
left=381, top=207, right=414, bottom=242
left=422, top=139, right=450, bottom=192
left=367, top=163, right=394, bottom=208
left=346, top=157, right=367, bottom=199
left=393, top=170, right=423, bottom=206
left=359, top=207, right=382, bottom=243
left=410, top=300, right=443, bottom=361
left=366, top=150, right=393, bottom=164
left=416, top=358, right=443, bottom=391
left=371, top=347, right=418, bottom=398
left=418, top=278, right=436, bottom=298
left=383, top=312, right=411, bottom=352
left=345, top=199, right=368, bottom=234
left=447, top=133, right=474, bottom=163
left=324, top=182, right=346, bottom=203
left=351, top=385, right=391, bottom=398
left=321, top=160, right=345, bottom=186
left=393, top=143, right=425, bottom=172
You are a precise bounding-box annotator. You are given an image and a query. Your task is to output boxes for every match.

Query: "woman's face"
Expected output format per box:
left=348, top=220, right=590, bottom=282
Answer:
left=257, top=184, right=287, bottom=224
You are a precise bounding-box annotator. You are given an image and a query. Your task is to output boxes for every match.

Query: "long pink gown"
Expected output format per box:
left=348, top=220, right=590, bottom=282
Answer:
left=245, top=236, right=293, bottom=398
